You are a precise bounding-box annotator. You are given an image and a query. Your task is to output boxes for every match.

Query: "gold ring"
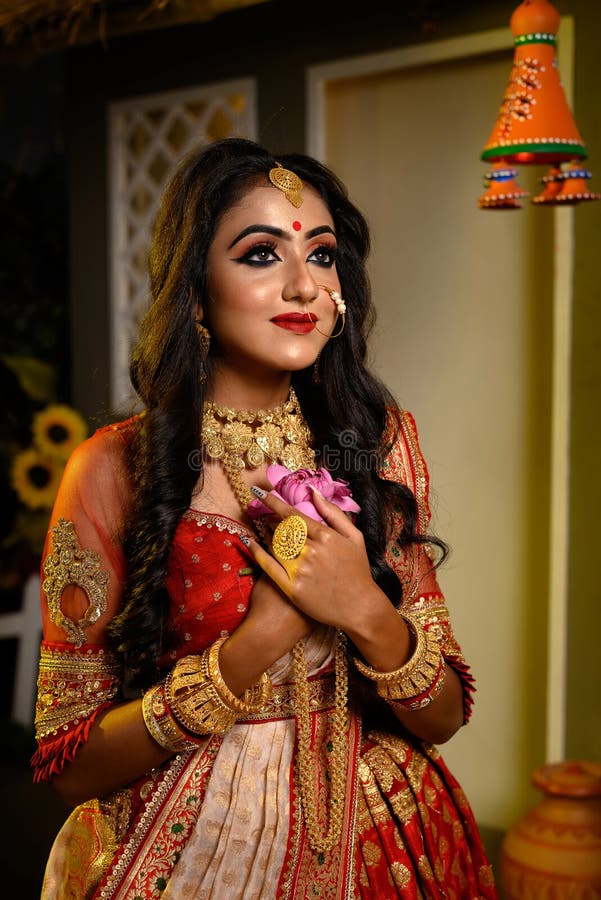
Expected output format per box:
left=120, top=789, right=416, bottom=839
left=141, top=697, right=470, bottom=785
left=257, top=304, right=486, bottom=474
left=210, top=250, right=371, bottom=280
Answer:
left=272, top=514, right=308, bottom=580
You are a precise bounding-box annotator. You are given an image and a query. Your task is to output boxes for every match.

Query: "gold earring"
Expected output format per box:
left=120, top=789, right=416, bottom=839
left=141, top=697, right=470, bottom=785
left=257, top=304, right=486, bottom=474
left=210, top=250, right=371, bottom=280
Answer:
left=195, top=319, right=211, bottom=383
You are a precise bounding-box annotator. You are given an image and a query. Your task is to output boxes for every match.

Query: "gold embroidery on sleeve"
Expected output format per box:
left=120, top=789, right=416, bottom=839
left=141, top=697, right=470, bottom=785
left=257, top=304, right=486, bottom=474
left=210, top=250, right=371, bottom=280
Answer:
left=404, top=596, right=466, bottom=663
left=42, top=517, right=109, bottom=647
left=35, top=644, right=121, bottom=740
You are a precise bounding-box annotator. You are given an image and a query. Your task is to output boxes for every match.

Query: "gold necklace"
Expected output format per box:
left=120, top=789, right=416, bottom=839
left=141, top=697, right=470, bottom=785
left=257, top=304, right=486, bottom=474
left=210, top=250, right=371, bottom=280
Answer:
left=201, top=386, right=315, bottom=509
left=202, top=388, right=349, bottom=853
left=292, top=630, right=348, bottom=854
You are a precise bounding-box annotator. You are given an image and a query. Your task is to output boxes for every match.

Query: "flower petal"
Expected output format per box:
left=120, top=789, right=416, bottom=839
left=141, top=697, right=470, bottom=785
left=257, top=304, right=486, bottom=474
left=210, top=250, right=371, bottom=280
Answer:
left=293, top=500, right=324, bottom=522
left=246, top=498, right=273, bottom=518
left=266, top=464, right=292, bottom=486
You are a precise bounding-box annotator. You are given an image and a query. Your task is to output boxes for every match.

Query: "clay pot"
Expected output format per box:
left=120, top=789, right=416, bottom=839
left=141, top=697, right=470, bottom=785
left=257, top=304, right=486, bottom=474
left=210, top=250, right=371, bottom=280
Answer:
left=499, top=759, right=601, bottom=898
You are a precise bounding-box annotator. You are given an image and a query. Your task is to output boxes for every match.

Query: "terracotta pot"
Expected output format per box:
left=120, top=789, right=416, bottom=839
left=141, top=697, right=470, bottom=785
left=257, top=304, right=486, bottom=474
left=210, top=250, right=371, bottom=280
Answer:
left=499, top=759, right=601, bottom=898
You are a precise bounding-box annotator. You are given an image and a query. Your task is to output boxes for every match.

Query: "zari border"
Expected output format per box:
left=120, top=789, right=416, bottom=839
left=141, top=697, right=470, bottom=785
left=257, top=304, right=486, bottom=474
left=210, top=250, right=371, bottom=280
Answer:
left=182, top=509, right=254, bottom=540
left=35, top=643, right=121, bottom=740
left=238, top=672, right=336, bottom=723
left=94, top=735, right=222, bottom=899
left=381, top=409, right=430, bottom=532
left=277, top=710, right=361, bottom=900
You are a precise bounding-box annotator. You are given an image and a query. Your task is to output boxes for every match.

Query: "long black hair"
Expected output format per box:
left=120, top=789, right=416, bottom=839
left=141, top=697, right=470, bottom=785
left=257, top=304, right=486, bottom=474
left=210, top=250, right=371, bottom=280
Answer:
left=109, top=137, right=446, bottom=689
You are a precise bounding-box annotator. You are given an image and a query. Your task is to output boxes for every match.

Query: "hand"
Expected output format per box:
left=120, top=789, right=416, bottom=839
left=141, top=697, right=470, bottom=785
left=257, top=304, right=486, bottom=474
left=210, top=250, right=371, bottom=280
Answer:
left=219, top=574, right=314, bottom=695
left=248, top=573, right=313, bottom=647
left=245, top=487, right=390, bottom=635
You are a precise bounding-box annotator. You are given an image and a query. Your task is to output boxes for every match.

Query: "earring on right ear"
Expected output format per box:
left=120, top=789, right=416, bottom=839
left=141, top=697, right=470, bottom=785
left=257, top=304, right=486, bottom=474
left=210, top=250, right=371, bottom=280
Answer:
left=195, top=319, right=211, bottom=384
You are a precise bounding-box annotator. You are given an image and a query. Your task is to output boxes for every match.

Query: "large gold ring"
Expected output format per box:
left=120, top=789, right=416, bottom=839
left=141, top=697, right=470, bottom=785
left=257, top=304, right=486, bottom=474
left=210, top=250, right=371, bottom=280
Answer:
left=272, top=514, right=307, bottom=581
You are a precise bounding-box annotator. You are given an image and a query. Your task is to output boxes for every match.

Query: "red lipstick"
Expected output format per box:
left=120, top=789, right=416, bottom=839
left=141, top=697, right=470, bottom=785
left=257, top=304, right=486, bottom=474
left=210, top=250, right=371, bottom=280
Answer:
left=270, top=312, right=316, bottom=334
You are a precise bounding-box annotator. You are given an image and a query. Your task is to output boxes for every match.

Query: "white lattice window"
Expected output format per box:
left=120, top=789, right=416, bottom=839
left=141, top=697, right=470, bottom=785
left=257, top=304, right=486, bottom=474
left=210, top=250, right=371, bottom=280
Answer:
left=108, top=79, right=257, bottom=411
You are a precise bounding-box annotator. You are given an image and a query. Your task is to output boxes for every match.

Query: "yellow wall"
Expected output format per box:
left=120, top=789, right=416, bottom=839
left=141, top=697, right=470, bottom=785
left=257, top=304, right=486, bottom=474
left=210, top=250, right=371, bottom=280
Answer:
left=564, top=0, right=601, bottom=764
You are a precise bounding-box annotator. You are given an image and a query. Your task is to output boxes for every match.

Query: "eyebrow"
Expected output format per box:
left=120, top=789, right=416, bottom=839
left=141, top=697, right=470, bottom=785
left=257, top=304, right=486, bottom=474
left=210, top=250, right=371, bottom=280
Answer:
left=227, top=223, right=336, bottom=249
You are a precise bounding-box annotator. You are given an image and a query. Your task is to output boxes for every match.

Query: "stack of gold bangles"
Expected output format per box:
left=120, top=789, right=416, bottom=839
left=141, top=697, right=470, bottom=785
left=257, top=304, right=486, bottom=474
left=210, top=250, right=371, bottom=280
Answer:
left=142, top=635, right=273, bottom=752
left=353, top=611, right=445, bottom=710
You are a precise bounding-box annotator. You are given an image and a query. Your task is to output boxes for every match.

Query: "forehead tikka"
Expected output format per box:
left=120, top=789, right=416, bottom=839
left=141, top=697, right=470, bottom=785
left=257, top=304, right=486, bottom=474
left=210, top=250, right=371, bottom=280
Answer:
left=268, top=162, right=303, bottom=208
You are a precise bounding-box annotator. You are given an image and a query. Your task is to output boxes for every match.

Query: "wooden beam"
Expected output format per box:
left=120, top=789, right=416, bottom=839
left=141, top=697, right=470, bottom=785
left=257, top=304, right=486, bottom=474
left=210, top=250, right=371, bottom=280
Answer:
left=0, top=0, right=271, bottom=58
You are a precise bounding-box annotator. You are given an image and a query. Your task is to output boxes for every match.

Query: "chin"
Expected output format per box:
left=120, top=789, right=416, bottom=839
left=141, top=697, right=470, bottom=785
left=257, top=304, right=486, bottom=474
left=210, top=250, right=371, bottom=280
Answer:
left=283, top=351, right=323, bottom=373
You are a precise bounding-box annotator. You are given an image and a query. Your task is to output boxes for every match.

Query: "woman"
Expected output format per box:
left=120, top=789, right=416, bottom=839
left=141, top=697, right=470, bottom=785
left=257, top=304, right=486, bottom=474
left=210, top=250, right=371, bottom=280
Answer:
left=33, top=137, right=497, bottom=898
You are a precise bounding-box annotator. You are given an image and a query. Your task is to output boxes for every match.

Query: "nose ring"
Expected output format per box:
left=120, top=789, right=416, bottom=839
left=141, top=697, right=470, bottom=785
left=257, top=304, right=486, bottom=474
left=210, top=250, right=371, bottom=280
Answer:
left=304, top=285, right=346, bottom=339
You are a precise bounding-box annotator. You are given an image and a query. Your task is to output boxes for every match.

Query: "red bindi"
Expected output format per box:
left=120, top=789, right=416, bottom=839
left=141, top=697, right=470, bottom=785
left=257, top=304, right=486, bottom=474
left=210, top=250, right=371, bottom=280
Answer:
left=292, top=220, right=302, bottom=231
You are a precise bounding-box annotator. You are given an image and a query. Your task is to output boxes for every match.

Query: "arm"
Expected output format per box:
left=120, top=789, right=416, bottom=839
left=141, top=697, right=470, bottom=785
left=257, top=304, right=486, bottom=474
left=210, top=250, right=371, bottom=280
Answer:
left=48, top=576, right=312, bottom=807
left=32, top=427, right=175, bottom=805
left=245, top=490, right=464, bottom=745
left=218, top=574, right=314, bottom=697
left=243, top=409, right=471, bottom=745
left=35, top=430, right=313, bottom=805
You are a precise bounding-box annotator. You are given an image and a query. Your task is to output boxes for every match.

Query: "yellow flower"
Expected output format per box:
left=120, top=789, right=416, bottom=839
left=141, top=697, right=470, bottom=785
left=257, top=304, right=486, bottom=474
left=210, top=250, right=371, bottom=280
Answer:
left=10, top=447, right=64, bottom=510
left=32, top=403, right=88, bottom=462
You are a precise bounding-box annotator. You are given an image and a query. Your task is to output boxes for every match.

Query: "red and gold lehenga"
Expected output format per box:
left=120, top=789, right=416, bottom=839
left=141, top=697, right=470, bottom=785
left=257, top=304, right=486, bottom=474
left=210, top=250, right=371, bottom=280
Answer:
left=32, top=410, right=498, bottom=899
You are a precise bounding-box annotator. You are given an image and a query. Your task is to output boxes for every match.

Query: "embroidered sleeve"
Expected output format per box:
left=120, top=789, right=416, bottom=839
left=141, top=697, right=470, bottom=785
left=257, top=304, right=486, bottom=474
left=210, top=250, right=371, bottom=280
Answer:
left=43, top=518, right=110, bottom=648
left=31, top=642, right=122, bottom=783
left=381, top=408, right=475, bottom=722
left=31, top=425, right=131, bottom=781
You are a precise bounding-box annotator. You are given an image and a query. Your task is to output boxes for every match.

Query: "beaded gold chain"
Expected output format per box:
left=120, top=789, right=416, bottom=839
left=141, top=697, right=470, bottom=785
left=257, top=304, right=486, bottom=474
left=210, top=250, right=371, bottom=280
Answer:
left=202, top=388, right=350, bottom=853
left=201, top=387, right=315, bottom=509
left=292, top=630, right=348, bottom=854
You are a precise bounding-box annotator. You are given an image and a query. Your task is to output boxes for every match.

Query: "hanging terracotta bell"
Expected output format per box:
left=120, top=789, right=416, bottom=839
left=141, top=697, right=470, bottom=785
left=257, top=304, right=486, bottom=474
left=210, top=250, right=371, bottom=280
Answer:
left=478, top=0, right=599, bottom=207
left=553, top=160, right=601, bottom=204
left=481, top=0, right=587, bottom=166
left=531, top=165, right=563, bottom=204
left=478, top=161, right=529, bottom=209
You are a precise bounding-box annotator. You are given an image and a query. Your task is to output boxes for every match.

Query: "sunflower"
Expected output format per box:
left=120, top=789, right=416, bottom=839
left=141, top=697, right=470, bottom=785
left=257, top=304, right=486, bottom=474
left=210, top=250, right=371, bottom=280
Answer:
left=32, top=403, right=88, bottom=462
left=10, top=447, right=64, bottom=510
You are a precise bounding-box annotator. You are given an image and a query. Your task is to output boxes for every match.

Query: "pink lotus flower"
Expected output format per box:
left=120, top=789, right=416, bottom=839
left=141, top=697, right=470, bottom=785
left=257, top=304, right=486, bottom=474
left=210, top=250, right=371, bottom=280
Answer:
left=247, top=464, right=361, bottom=522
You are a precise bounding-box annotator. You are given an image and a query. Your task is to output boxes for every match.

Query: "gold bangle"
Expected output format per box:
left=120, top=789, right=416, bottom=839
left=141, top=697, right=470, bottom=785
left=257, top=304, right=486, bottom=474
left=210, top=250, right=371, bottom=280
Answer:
left=141, top=682, right=202, bottom=752
left=165, top=653, right=237, bottom=736
left=353, top=613, right=443, bottom=704
left=382, top=659, right=447, bottom=710
left=207, top=636, right=273, bottom=714
left=353, top=613, right=426, bottom=682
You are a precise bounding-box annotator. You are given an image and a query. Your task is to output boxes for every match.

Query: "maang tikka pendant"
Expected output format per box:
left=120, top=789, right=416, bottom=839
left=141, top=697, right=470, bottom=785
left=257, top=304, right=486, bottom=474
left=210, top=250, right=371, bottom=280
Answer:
left=268, top=163, right=303, bottom=208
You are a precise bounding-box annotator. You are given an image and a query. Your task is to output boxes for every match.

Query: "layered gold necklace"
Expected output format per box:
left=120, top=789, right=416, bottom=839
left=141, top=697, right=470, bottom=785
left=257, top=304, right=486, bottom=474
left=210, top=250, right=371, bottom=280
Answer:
left=201, top=386, right=315, bottom=509
left=200, top=386, right=349, bottom=854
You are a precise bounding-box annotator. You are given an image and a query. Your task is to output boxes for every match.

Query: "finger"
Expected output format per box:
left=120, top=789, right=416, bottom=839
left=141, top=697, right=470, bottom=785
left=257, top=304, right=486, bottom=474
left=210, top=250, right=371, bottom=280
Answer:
left=261, top=516, right=278, bottom=535
left=243, top=533, right=295, bottom=599
left=308, top=487, right=360, bottom=539
left=249, top=486, right=322, bottom=539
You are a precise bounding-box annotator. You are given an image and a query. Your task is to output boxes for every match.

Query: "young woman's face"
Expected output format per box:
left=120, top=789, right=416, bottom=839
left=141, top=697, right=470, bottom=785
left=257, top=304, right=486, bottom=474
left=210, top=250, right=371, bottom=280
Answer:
left=204, top=181, right=341, bottom=379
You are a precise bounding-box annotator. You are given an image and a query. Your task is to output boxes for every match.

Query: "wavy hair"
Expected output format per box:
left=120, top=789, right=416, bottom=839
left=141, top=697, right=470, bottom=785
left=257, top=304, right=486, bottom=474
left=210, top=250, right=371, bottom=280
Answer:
left=109, top=138, right=446, bottom=689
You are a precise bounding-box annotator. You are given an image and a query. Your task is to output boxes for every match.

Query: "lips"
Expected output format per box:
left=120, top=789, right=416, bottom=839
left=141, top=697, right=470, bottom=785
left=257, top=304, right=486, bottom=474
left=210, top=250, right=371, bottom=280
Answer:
left=270, top=312, right=317, bottom=333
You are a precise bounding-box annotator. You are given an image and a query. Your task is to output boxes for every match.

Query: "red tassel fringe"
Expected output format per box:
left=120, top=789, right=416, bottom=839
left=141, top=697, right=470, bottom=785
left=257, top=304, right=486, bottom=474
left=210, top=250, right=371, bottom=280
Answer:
left=445, top=655, right=477, bottom=723
left=30, top=702, right=112, bottom=783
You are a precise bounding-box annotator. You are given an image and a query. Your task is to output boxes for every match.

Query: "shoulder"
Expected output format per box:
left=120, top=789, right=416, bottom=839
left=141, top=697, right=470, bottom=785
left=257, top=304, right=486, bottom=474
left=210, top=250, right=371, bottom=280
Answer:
left=59, top=415, right=139, bottom=511
left=380, top=407, right=431, bottom=527
left=69, top=416, right=136, bottom=474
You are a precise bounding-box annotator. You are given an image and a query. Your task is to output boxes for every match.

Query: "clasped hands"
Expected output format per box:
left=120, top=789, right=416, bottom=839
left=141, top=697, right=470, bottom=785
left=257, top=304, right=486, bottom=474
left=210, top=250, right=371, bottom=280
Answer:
left=245, top=485, right=382, bottom=633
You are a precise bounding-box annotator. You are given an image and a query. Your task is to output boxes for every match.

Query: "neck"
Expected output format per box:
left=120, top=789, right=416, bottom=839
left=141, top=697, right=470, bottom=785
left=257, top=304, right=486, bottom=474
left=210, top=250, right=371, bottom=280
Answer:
left=208, top=365, right=293, bottom=410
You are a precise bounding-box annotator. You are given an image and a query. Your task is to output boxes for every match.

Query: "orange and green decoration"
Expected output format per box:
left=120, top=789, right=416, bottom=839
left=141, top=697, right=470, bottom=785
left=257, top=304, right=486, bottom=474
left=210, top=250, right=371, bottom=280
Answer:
left=478, top=0, right=599, bottom=208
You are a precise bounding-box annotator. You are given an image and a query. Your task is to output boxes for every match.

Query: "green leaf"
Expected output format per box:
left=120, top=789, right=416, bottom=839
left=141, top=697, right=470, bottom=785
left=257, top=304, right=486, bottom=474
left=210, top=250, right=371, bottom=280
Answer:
left=1, top=355, right=57, bottom=402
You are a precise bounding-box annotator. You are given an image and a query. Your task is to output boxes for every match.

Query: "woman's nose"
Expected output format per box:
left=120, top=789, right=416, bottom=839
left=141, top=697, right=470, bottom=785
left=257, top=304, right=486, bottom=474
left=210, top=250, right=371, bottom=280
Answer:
left=282, top=260, right=319, bottom=304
